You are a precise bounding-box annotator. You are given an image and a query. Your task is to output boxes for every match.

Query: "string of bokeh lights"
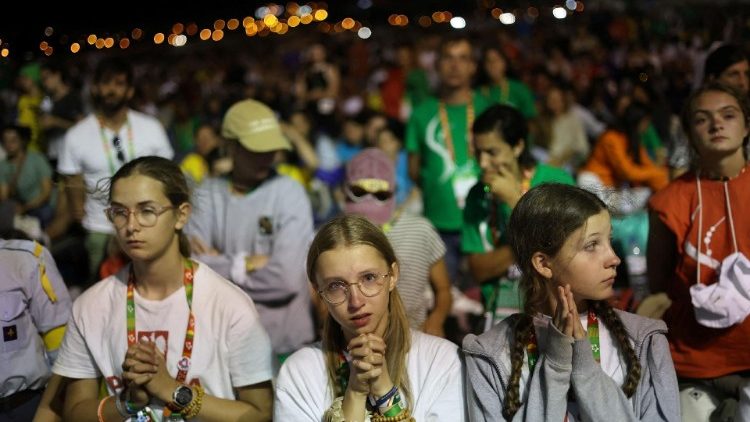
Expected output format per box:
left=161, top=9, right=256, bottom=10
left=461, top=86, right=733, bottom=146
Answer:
left=0, top=1, right=585, bottom=59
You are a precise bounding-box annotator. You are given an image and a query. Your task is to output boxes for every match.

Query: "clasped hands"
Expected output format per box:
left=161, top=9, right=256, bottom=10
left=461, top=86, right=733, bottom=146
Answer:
left=346, top=333, right=394, bottom=399
left=120, top=339, right=180, bottom=407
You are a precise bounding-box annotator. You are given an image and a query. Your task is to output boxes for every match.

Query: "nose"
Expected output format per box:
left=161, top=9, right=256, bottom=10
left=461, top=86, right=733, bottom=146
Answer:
left=479, top=151, right=491, bottom=169
left=125, top=210, right=140, bottom=231
left=739, top=74, right=749, bottom=95
left=606, top=243, right=621, bottom=268
left=347, top=284, right=365, bottom=310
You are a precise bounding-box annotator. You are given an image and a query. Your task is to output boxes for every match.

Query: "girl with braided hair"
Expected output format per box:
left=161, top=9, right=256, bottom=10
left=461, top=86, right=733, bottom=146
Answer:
left=463, top=183, right=680, bottom=421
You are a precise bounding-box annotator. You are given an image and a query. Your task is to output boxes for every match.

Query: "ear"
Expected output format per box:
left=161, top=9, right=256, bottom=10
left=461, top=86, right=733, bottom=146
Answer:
left=531, top=251, right=553, bottom=280
left=174, top=202, right=191, bottom=231
left=512, top=140, right=525, bottom=159
left=125, top=85, right=135, bottom=101
left=388, top=262, right=400, bottom=292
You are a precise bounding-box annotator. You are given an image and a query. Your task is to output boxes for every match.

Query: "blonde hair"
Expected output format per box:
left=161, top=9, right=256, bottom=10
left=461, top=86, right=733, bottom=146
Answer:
left=307, top=215, right=412, bottom=403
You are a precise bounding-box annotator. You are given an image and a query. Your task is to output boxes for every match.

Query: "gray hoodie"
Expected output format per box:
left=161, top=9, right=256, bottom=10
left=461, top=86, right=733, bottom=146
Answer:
left=462, top=310, right=680, bottom=421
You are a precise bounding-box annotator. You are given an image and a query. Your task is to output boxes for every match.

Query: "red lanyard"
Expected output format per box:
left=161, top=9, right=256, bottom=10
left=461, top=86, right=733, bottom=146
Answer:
left=438, top=95, right=475, bottom=164
left=126, top=260, right=196, bottom=383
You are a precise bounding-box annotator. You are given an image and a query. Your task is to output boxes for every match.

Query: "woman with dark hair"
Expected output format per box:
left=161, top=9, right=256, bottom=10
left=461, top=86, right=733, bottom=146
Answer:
left=462, top=104, right=573, bottom=329
left=51, top=156, right=274, bottom=421
left=578, top=101, right=669, bottom=215
left=464, top=183, right=680, bottom=421
left=274, top=214, right=464, bottom=422
left=648, top=82, right=750, bottom=421
left=476, top=46, right=537, bottom=119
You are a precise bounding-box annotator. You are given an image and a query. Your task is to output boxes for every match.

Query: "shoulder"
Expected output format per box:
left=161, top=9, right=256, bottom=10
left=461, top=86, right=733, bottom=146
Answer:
left=127, top=109, right=163, bottom=128
left=65, top=114, right=96, bottom=137
left=72, top=274, right=125, bottom=318
left=613, top=309, right=668, bottom=342
left=535, top=164, right=574, bottom=184
left=277, top=343, right=325, bottom=384
left=394, top=214, right=436, bottom=233
left=463, top=314, right=519, bottom=356
left=648, top=173, right=695, bottom=211
left=411, top=330, right=459, bottom=355
left=193, top=262, right=256, bottom=309
left=410, top=97, right=439, bottom=120
left=408, top=331, right=462, bottom=376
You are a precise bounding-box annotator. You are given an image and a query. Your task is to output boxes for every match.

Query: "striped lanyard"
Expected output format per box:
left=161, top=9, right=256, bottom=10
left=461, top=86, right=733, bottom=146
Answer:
left=526, top=308, right=600, bottom=370
left=99, top=117, right=135, bottom=174
left=438, top=94, right=475, bottom=164
left=126, top=260, right=196, bottom=383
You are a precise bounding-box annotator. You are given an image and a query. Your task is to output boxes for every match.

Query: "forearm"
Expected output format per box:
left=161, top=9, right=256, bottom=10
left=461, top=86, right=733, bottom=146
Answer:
left=468, top=246, right=515, bottom=284
left=65, top=398, right=119, bottom=422
left=23, top=186, right=52, bottom=211
left=342, top=389, right=369, bottom=422
left=429, top=287, right=451, bottom=323
left=64, top=175, right=85, bottom=221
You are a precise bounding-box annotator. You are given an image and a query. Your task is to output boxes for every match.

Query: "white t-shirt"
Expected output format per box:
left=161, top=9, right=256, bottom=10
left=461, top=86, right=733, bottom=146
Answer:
left=521, top=314, right=628, bottom=421
left=274, top=330, right=465, bottom=422
left=57, top=110, right=173, bottom=233
left=53, top=261, right=273, bottom=418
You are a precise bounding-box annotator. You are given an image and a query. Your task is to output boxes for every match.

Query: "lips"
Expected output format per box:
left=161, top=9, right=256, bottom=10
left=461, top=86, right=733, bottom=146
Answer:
left=350, top=313, right=372, bottom=328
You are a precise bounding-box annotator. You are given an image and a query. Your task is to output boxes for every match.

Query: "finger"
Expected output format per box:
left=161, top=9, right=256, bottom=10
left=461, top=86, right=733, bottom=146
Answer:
left=346, top=334, right=368, bottom=351
left=365, top=335, right=386, bottom=354
left=349, top=345, right=373, bottom=359
left=121, top=371, right=153, bottom=385
left=352, top=359, right=374, bottom=372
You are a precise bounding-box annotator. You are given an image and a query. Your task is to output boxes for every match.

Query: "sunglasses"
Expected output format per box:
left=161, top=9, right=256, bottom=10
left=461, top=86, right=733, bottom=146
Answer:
left=345, top=185, right=393, bottom=202
left=112, top=136, right=126, bottom=163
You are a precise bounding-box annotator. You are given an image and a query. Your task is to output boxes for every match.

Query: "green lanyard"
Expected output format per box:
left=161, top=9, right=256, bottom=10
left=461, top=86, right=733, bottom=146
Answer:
left=99, top=117, right=135, bottom=174
left=527, top=308, right=600, bottom=370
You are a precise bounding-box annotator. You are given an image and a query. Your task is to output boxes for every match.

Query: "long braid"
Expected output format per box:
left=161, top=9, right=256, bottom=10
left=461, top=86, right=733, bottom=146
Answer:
left=592, top=301, right=641, bottom=397
left=503, top=314, right=534, bottom=419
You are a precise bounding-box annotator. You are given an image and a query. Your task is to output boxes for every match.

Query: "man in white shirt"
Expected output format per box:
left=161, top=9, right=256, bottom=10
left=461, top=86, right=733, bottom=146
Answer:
left=57, top=57, right=173, bottom=283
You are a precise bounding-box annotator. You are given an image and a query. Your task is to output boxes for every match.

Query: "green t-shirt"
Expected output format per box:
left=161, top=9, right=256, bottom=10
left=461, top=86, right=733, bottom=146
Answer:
left=0, top=151, right=52, bottom=204
left=405, top=95, right=491, bottom=231
left=405, top=69, right=432, bottom=110
left=461, top=163, right=574, bottom=326
left=640, top=123, right=663, bottom=162
left=478, top=79, right=538, bottom=119
left=461, top=163, right=575, bottom=255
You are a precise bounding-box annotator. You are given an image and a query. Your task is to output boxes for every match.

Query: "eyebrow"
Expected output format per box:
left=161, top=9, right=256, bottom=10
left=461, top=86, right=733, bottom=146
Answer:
left=693, top=105, right=741, bottom=114
left=109, top=200, right=160, bottom=207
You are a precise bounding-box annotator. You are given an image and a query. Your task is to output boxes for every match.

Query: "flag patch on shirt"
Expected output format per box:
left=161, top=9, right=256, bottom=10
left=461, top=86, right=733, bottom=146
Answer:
left=3, top=325, right=18, bottom=342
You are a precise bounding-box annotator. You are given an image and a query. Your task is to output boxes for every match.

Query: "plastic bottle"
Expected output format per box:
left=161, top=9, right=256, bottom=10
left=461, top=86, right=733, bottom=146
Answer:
left=625, top=236, right=649, bottom=304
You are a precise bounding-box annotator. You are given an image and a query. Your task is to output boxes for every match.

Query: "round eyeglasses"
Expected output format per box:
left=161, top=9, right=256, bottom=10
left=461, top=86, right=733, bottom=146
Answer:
left=104, top=204, right=174, bottom=228
left=318, top=272, right=391, bottom=305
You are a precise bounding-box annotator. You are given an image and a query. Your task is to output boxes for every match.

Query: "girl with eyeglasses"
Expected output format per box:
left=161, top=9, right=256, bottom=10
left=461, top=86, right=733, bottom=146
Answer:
left=274, top=214, right=465, bottom=422
left=49, top=156, right=274, bottom=421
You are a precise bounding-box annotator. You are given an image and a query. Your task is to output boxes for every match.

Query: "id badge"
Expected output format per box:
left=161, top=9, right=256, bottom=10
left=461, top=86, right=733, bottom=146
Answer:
left=452, top=166, right=477, bottom=209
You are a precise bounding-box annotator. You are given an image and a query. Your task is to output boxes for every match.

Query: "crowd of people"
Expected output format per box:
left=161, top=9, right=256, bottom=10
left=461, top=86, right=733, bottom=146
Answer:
left=1, top=6, right=750, bottom=421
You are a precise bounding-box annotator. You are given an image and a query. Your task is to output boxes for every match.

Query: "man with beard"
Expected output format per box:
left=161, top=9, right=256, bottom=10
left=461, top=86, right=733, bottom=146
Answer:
left=57, top=57, right=172, bottom=283
left=186, top=99, right=315, bottom=363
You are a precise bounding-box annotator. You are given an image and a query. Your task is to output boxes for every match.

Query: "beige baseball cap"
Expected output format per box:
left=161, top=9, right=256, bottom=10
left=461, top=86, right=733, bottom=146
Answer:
left=221, top=99, right=291, bottom=152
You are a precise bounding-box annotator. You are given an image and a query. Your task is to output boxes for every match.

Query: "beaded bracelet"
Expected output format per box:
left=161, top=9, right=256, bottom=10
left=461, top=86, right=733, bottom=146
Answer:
left=371, top=408, right=414, bottom=422
left=96, top=396, right=111, bottom=422
left=181, top=385, right=205, bottom=419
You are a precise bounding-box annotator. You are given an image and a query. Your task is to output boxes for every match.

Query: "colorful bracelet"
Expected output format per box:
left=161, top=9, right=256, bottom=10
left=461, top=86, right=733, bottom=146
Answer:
left=369, top=385, right=398, bottom=408
left=96, top=396, right=111, bottom=422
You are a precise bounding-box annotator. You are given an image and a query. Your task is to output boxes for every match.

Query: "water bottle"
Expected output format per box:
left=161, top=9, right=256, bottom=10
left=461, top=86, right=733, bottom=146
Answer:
left=625, top=236, right=649, bottom=303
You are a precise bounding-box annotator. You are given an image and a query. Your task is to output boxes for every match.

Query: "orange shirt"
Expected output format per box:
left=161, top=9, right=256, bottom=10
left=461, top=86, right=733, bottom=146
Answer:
left=582, top=130, right=668, bottom=191
left=649, top=165, right=750, bottom=378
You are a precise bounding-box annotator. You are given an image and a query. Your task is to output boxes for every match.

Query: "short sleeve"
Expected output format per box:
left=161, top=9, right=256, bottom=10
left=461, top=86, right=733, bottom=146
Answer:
left=52, top=307, right=101, bottom=379
left=226, top=293, right=274, bottom=387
